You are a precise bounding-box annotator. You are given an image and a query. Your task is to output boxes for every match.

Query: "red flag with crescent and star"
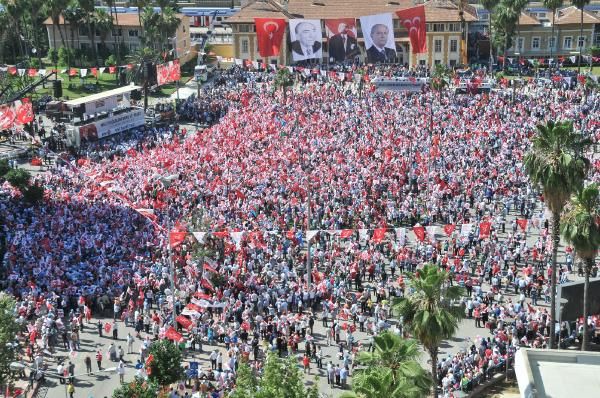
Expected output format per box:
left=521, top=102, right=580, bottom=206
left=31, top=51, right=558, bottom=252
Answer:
left=15, top=98, right=34, bottom=125
left=396, top=6, right=427, bottom=54
left=254, top=18, right=286, bottom=57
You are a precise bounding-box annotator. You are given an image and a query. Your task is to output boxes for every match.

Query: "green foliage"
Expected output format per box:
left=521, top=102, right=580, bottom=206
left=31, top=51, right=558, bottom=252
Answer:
left=48, top=48, right=59, bottom=65
left=0, top=294, right=20, bottom=388
left=591, top=47, right=600, bottom=57
left=105, top=54, right=118, bottom=67
left=112, top=377, right=165, bottom=398
left=4, top=168, right=31, bottom=190
left=228, top=352, right=314, bottom=398
left=430, top=64, right=450, bottom=91
left=22, top=183, right=45, bottom=203
left=58, top=47, right=75, bottom=67
left=524, top=120, right=591, bottom=214
left=147, top=340, right=184, bottom=387
left=353, top=332, right=431, bottom=398
left=0, top=159, right=9, bottom=178
left=561, top=183, right=600, bottom=261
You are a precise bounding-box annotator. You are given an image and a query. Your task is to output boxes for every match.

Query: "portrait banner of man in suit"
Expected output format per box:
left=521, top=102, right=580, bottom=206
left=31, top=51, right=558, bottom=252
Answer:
left=289, top=19, right=323, bottom=62
left=359, top=13, right=397, bottom=64
left=325, top=18, right=360, bottom=63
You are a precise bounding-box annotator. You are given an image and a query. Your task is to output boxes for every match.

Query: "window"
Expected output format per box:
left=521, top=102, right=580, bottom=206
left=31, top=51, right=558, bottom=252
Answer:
left=449, top=59, right=457, bottom=66
left=434, top=39, right=442, bottom=53
left=79, top=26, right=87, bottom=36
left=538, top=12, right=546, bottom=18
left=532, top=37, right=540, bottom=49
left=450, top=39, right=458, bottom=52
left=548, top=36, right=556, bottom=49
left=434, top=59, right=441, bottom=65
left=129, top=30, right=138, bottom=37
left=432, top=23, right=445, bottom=32
left=80, top=43, right=89, bottom=50
left=517, top=37, right=524, bottom=51
left=129, top=44, right=138, bottom=52
left=447, top=23, right=460, bottom=32
left=241, top=39, right=249, bottom=53
left=563, top=36, right=572, bottom=49
left=578, top=36, right=585, bottom=49
left=419, top=59, right=426, bottom=66
left=239, top=24, right=250, bottom=33
left=112, top=29, right=122, bottom=37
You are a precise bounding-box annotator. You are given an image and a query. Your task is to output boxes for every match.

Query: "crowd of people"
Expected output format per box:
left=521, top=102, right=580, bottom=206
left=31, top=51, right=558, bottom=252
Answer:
left=2, top=64, right=600, bottom=397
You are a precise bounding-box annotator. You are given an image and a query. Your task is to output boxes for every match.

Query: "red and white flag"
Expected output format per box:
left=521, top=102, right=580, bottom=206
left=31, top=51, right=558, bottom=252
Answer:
left=396, top=6, right=427, bottom=54
left=254, top=18, right=286, bottom=57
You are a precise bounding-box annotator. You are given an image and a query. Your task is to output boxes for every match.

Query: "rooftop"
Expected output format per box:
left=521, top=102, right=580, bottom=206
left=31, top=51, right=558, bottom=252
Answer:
left=64, top=85, right=142, bottom=107
left=226, top=0, right=478, bottom=23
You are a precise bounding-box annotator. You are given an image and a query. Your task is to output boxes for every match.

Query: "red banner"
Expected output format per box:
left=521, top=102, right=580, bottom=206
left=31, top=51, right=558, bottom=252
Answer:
left=254, top=18, right=286, bottom=58
left=372, top=228, right=387, bottom=243
left=169, top=60, right=180, bottom=82
left=340, top=229, right=353, bottom=239
left=169, top=231, right=187, bottom=248
left=0, top=104, right=16, bottom=130
left=157, top=61, right=181, bottom=86
left=396, top=6, right=427, bottom=54
left=108, top=66, right=116, bottom=74
left=516, top=219, right=528, bottom=231
left=479, top=221, right=491, bottom=239
left=27, top=69, right=37, bottom=77
left=176, top=315, right=193, bottom=330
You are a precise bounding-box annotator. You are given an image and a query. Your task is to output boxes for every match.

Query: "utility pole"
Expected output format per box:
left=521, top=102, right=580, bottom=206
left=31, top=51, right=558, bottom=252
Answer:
left=306, top=185, right=312, bottom=288
left=168, top=218, right=176, bottom=326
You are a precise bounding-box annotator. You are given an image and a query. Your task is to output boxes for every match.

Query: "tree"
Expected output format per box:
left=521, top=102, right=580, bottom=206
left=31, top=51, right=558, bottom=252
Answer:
left=45, top=0, right=69, bottom=70
left=63, top=5, right=85, bottom=67
left=481, top=0, right=500, bottom=67
left=509, top=0, right=528, bottom=60
left=572, top=0, right=591, bottom=73
left=492, top=0, right=518, bottom=64
left=94, top=8, right=113, bottom=57
left=393, top=264, right=464, bottom=398
left=112, top=377, right=166, bottom=398
left=351, top=332, right=430, bottom=398
left=4, top=168, right=31, bottom=191
left=0, top=159, right=9, bottom=177
left=543, top=0, right=564, bottom=63
left=340, top=367, right=426, bottom=398
left=130, top=0, right=148, bottom=43
left=146, top=340, right=184, bottom=387
left=228, top=362, right=258, bottom=398
left=160, top=7, right=181, bottom=57
left=22, top=183, right=45, bottom=203
left=0, top=294, right=20, bottom=391
left=273, top=67, right=294, bottom=103
left=524, top=120, right=591, bottom=348
left=78, top=0, right=97, bottom=66
left=560, top=183, right=600, bottom=350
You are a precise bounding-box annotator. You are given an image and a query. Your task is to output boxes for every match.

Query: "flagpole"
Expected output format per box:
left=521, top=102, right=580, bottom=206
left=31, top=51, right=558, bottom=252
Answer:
left=306, top=185, right=312, bottom=289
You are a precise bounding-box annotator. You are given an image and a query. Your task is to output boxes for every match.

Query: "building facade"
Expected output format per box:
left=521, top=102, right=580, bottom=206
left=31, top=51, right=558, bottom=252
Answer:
left=43, top=13, right=195, bottom=63
left=225, top=0, right=477, bottom=66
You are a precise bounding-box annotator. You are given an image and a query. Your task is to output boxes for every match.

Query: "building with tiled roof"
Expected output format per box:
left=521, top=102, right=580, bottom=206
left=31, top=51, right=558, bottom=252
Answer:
left=226, top=0, right=478, bottom=66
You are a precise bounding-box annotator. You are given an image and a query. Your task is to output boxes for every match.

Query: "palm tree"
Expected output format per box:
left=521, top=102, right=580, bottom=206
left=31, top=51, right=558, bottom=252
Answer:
left=141, top=6, right=160, bottom=50
left=340, top=367, right=428, bottom=398
left=392, top=264, right=464, bottom=398
left=129, top=0, right=148, bottom=44
left=274, top=67, right=294, bottom=103
left=572, top=0, right=591, bottom=73
left=544, top=0, right=564, bottom=65
left=94, top=9, right=113, bottom=57
left=481, top=0, right=500, bottom=68
left=160, top=7, right=181, bottom=57
left=77, top=0, right=97, bottom=65
left=510, top=0, right=528, bottom=61
left=45, top=0, right=69, bottom=55
left=63, top=5, right=85, bottom=66
left=350, top=332, right=431, bottom=397
left=524, top=120, right=591, bottom=348
left=493, top=0, right=518, bottom=66
left=106, top=0, right=121, bottom=65
left=560, top=183, right=600, bottom=350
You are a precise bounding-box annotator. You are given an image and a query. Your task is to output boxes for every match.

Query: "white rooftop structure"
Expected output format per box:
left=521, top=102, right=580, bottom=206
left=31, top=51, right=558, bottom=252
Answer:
left=64, top=84, right=142, bottom=107
left=515, top=348, right=600, bottom=398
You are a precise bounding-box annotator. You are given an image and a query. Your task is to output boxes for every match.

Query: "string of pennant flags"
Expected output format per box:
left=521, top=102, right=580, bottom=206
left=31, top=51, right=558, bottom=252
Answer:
left=171, top=218, right=531, bottom=249
left=0, top=64, right=140, bottom=78
left=497, top=55, right=600, bottom=66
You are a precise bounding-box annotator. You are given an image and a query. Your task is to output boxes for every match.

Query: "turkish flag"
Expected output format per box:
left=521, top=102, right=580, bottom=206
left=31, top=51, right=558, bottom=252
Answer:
left=443, top=224, right=455, bottom=236
left=254, top=18, right=286, bottom=57
left=169, top=60, right=181, bottom=82
left=69, top=68, right=78, bottom=77
left=213, top=231, right=229, bottom=239
left=176, top=315, right=193, bottom=330
left=15, top=98, right=34, bottom=125
left=0, top=104, right=16, bottom=130
left=165, top=326, right=184, bottom=342
left=372, top=228, right=387, bottom=243
left=91, top=67, right=98, bottom=77
left=413, top=226, right=426, bottom=241
left=27, top=68, right=38, bottom=77
left=103, top=323, right=112, bottom=333
left=396, top=6, right=427, bottom=54
left=108, top=66, right=116, bottom=74
left=201, top=278, right=215, bottom=292
left=203, top=262, right=218, bottom=274
left=479, top=221, right=491, bottom=239
left=340, top=229, right=353, bottom=239
left=8, top=66, right=17, bottom=75
left=516, top=219, right=528, bottom=231
left=169, top=231, right=187, bottom=248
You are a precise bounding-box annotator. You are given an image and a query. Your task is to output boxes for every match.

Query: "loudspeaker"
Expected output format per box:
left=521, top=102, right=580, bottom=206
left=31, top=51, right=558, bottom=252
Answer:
left=119, top=71, right=127, bottom=86
left=131, top=89, right=141, bottom=101
left=53, top=80, right=62, bottom=98
left=145, top=62, right=157, bottom=86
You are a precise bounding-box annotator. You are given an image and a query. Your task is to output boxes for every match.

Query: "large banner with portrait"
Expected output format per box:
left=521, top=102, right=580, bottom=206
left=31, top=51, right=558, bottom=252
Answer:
left=157, top=60, right=181, bottom=86
left=289, top=19, right=323, bottom=62
left=359, top=13, right=397, bottom=64
left=325, top=18, right=360, bottom=63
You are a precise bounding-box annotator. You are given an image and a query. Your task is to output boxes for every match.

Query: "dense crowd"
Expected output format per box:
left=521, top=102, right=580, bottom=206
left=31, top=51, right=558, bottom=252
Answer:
left=2, top=66, right=600, bottom=397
